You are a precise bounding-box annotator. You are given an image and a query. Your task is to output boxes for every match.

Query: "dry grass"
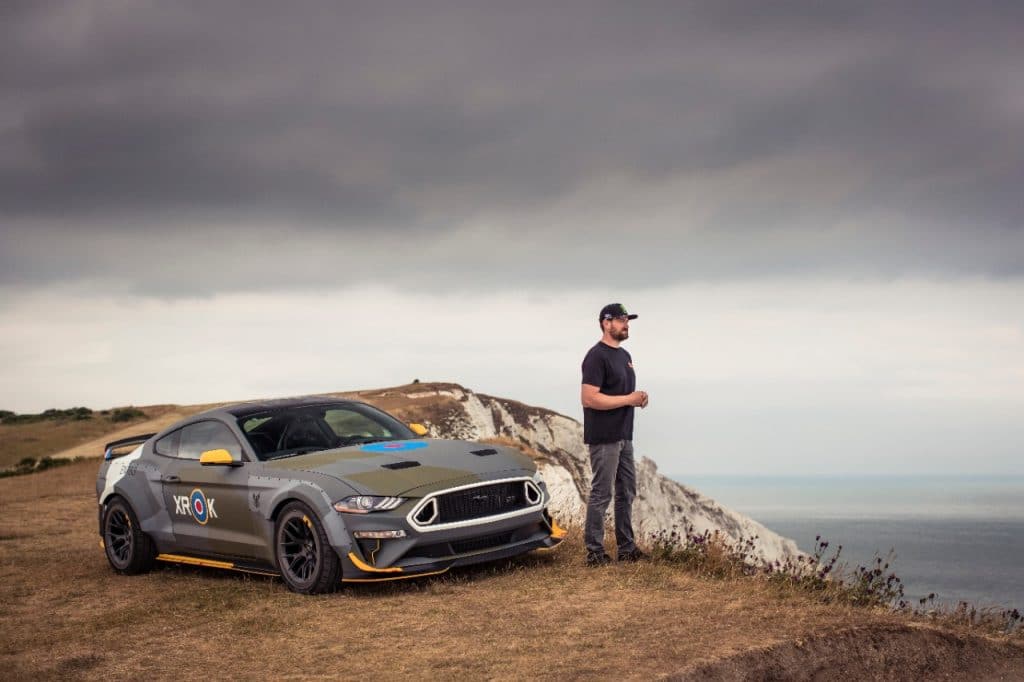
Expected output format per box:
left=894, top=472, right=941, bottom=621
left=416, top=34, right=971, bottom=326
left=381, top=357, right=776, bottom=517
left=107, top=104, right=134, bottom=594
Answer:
left=6, top=462, right=1020, bottom=680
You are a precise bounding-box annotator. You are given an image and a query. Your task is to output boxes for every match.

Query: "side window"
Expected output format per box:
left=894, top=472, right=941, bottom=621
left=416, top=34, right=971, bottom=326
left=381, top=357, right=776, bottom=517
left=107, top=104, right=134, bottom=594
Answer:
left=154, top=430, right=181, bottom=457
left=178, top=421, right=243, bottom=461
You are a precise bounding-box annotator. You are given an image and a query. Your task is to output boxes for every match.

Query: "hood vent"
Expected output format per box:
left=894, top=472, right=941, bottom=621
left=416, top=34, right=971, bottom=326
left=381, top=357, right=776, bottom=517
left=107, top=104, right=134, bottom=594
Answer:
left=470, top=448, right=497, bottom=457
left=381, top=461, right=420, bottom=470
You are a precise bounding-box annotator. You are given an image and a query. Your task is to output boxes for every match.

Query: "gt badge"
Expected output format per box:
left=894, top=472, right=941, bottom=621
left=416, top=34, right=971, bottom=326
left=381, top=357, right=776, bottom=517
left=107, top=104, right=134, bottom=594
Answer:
left=173, top=488, right=218, bottom=525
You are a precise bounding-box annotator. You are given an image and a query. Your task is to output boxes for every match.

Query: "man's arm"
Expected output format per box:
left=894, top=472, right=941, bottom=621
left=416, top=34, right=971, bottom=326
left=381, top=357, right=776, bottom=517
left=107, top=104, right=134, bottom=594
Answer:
left=581, top=384, right=648, bottom=410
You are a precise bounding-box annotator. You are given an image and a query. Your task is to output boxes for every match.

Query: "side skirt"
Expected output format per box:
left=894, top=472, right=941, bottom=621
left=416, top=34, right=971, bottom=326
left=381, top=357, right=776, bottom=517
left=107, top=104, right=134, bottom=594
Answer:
left=155, top=553, right=279, bottom=577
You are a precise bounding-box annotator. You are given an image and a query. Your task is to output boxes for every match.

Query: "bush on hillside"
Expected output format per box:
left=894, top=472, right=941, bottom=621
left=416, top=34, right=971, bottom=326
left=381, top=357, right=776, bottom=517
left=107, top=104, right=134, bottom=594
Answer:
left=0, top=456, right=83, bottom=478
left=109, top=407, right=146, bottom=422
left=1, top=407, right=93, bottom=424
left=650, top=525, right=759, bottom=580
left=55, top=407, right=93, bottom=420
left=652, top=523, right=906, bottom=608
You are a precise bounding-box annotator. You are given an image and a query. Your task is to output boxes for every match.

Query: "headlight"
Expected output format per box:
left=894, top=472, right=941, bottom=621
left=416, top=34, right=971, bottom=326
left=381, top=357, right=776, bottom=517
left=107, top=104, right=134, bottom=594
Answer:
left=531, top=470, right=547, bottom=504
left=333, top=495, right=406, bottom=513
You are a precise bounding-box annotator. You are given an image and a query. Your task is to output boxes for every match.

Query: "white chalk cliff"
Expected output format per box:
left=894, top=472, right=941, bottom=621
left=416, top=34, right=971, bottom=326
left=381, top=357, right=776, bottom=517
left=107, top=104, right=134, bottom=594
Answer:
left=377, top=384, right=802, bottom=564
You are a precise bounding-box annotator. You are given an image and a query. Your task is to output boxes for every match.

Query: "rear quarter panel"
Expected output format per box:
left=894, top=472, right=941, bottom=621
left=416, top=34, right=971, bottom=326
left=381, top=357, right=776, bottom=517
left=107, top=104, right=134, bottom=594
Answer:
left=96, top=444, right=174, bottom=547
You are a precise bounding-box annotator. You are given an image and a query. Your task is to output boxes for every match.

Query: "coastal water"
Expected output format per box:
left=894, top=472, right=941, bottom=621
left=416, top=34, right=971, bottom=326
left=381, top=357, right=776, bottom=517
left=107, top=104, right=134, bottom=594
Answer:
left=675, top=475, right=1024, bottom=610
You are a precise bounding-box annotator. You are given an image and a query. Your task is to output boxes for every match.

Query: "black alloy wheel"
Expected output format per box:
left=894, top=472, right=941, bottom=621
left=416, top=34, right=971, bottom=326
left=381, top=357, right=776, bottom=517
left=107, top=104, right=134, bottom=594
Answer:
left=102, top=497, right=156, bottom=575
left=274, top=502, right=341, bottom=594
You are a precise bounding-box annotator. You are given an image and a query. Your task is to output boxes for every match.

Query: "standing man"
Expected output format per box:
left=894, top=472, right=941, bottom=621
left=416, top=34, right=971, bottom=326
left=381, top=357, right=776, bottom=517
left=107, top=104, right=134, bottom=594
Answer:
left=581, top=303, right=649, bottom=566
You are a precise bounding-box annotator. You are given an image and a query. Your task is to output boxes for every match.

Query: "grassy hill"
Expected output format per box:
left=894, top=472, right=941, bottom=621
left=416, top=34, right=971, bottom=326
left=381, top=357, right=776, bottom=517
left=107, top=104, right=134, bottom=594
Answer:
left=2, top=386, right=1023, bottom=678
left=1, top=463, right=1022, bottom=677
left=0, top=403, right=199, bottom=470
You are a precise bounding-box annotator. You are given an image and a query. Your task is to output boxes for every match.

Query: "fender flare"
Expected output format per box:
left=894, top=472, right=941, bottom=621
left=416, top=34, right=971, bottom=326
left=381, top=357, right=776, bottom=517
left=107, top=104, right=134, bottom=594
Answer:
left=254, top=477, right=356, bottom=557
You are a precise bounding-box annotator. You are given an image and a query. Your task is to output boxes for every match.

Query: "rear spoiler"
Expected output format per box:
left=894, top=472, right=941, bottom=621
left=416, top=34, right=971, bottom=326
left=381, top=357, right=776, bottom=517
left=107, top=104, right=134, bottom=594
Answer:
left=104, top=433, right=156, bottom=461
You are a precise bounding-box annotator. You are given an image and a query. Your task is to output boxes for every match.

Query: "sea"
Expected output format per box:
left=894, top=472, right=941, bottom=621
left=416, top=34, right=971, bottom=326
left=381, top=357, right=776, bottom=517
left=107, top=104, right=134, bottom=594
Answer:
left=673, top=475, right=1024, bottom=611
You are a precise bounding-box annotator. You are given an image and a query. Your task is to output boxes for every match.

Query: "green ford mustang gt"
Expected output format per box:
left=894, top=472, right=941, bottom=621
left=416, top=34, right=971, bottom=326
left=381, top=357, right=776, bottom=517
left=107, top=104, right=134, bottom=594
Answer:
left=97, top=396, right=566, bottom=593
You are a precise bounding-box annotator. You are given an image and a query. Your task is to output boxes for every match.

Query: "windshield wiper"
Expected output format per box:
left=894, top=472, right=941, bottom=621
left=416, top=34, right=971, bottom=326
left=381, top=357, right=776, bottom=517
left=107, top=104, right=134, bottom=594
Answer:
left=348, top=436, right=398, bottom=445
left=268, top=446, right=329, bottom=460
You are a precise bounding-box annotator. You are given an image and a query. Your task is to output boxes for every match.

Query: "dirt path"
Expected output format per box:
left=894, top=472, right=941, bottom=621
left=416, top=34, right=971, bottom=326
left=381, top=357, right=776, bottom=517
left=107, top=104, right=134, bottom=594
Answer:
left=2, top=462, right=1021, bottom=680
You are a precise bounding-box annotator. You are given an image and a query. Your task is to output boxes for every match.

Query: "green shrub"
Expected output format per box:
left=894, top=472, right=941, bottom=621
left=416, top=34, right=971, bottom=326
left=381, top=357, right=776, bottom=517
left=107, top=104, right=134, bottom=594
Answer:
left=2, top=413, right=42, bottom=424
left=109, top=407, right=146, bottom=422
left=41, top=407, right=92, bottom=420
left=2, top=407, right=93, bottom=423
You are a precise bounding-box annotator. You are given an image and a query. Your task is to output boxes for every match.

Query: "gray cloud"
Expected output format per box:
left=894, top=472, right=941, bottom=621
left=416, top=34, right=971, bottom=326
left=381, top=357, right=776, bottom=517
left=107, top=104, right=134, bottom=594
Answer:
left=1, top=1, right=1022, bottom=294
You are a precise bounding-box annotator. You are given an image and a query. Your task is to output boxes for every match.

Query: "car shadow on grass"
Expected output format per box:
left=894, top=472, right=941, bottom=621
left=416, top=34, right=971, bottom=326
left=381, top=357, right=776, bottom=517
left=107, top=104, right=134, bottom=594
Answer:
left=148, top=548, right=563, bottom=596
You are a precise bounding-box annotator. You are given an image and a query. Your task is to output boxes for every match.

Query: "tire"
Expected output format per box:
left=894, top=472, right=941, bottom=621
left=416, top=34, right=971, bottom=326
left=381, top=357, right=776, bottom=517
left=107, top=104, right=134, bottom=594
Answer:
left=102, top=496, right=156, bottom=575
left=274, top=502, right=341, bottom=594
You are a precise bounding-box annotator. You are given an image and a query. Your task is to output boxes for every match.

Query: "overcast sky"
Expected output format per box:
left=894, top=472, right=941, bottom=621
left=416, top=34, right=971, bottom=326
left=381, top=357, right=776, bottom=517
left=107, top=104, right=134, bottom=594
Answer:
left=1, top=1, right=1022, bottom=475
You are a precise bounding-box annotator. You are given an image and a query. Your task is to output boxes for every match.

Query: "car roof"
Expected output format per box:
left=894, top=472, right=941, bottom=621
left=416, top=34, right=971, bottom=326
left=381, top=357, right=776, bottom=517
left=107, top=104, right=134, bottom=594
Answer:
left=185, top=396, right=365, bottom=423
left=149, top=396, right=373, bottom=441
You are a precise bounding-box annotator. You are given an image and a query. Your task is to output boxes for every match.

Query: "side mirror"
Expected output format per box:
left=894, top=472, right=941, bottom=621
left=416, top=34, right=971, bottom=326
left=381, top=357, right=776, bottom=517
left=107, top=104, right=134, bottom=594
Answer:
left=408, top=423, right=428, bottom=437
left=200, top=448, right=243, bottom=466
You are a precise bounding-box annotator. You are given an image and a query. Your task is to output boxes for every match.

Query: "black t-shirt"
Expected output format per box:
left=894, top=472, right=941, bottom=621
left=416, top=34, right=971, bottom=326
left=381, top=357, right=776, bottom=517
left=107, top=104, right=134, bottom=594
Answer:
left=581, top=341, right=636, bottom=444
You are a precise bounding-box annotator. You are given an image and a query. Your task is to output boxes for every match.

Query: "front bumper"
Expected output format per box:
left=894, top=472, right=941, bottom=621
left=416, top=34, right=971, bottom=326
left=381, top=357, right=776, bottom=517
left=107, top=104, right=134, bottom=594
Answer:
left=339, top=510, right=567, bottom=583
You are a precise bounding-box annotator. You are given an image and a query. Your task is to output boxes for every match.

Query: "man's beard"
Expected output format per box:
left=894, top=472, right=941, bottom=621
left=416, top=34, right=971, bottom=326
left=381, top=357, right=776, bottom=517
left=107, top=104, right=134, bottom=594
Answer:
left=612, top=328, right=629, bottom=341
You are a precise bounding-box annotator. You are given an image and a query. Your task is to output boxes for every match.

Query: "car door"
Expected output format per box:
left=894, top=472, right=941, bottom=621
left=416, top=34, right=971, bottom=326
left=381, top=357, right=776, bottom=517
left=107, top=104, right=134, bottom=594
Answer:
left=161, top=419, right=260, bottom=559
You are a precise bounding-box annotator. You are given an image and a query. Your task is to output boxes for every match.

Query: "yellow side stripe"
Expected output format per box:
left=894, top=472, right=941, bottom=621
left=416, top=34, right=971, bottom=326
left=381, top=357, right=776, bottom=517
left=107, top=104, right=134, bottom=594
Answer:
left=227, top=566, right=279, bottom=577
left=157, top=553, right=234, bottom=569
left=342, top=567, right=450, bottom=583
left=347, top=551, right=403, bottom=573
left=155, top=553, right=278, bottom=577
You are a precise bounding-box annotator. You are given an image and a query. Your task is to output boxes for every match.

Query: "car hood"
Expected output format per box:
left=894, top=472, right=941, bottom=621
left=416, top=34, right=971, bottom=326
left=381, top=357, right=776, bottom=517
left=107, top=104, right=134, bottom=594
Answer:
left=261, top=439, right=536, bottom=496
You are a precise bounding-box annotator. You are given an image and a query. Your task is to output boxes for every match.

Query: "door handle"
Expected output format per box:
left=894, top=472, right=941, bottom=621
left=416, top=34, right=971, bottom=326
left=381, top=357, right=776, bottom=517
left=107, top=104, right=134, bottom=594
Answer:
left=162, top=475, right=180, bottom=483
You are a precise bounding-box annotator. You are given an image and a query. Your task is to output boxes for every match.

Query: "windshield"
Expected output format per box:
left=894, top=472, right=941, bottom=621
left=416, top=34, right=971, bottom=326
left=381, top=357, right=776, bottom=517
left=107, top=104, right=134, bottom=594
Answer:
left=237, top=403, right=415, bottom=460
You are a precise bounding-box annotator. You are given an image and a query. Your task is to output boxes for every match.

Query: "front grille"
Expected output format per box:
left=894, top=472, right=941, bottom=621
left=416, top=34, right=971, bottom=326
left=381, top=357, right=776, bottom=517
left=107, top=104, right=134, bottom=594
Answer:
left=451, top=531, right=513, bottom=554
left=436, top=482, right=528, bottom=523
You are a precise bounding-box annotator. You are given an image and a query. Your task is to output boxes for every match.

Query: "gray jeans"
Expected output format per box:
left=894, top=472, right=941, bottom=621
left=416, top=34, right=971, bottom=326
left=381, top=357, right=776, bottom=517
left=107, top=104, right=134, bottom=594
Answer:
left=584, top=439, right=637, bottom=555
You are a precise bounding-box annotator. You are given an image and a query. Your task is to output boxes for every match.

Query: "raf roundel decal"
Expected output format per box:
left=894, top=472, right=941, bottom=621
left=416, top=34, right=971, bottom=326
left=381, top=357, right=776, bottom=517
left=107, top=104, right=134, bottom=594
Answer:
left=173, top=488, right=218, bottom=523
left=360, top=440, right=429, bottom=453
left=190, top=488, right=210, bottom=525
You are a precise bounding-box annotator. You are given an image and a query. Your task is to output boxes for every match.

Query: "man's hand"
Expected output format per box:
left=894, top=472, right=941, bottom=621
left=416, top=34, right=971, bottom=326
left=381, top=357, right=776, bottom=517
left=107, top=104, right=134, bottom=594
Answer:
left=628, top=390, right=649, bottom=408
left=582, top=384, right=649, bottom=410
